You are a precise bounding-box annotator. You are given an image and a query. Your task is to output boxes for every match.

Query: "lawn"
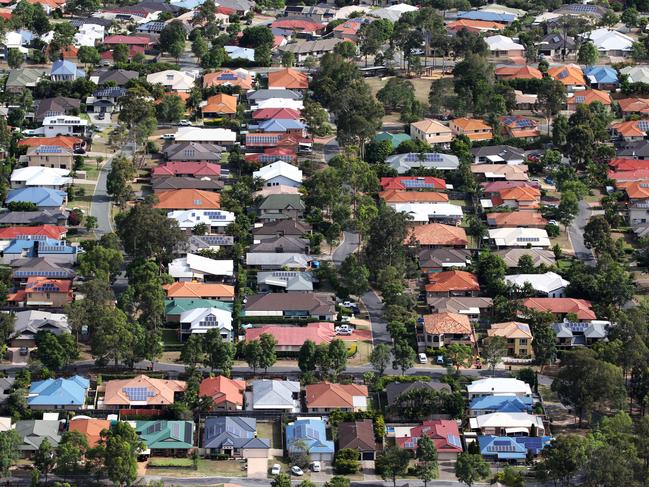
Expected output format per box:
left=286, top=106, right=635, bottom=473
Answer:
left=81, top=162, right=101, bottom=181
left=257, top=421, right=281, bottom=449
left=347, top=340, right=373, bottom=366
left=365, top=76, right=433, bottom=105
left=145, top=458, right=246, bottom=477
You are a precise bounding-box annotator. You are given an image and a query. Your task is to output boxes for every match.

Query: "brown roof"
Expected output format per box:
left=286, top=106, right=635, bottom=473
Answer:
left=305, top=382, right=368, bottom=408
left=338, top=420, right=377, bottom=451
left=409, top=223, right=468, bottom=246
left=153, top=189, right=221, bottom=210
left=202, top=93, right=237, bottom=114
left=380, top=190, right=449, bottom=204
left=423, top=312, right=474, bottom=337
left=425, top=270, right=479, bottom=293
left=244, top=293, right=334, bottom=316
left=522, top=297, right=596, bottom=320
left=199, top=376, right=245, bottom=407
left=68, top=418, right=111, bottom=447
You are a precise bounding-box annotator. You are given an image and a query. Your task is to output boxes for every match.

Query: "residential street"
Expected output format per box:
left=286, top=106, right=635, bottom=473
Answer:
left=568, top=200, right=596, bottom=265
left=89, top=156, right=113, bottom=234
left=332, top=230, right=360, bottom=266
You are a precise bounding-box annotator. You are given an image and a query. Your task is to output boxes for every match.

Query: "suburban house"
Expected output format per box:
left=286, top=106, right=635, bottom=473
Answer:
left=8, top=310, right=69, bottom=348
left=487, top=321, right=534, bottom=358
left=252, top=161, right=303, bottom=188
left=41, top=116, right=90, bottom=138
left=7, top=187, right=67, bottom=210
left=450, top=118, right=493, bottom=141
left=178, top=306, right=233, bottom=341
left=495, top=65, right=542, bottom=80
left=420, top=312, right=475, bottom=350
left=385, top=381, right=452, bottom=410
left=469, top=412, right=545, bottom=436
left=586, top=28, right=633, bottom=57
left=7, top=277, right=73, bottom=308
left=153, top=161, right=221, bottom=178
left=256, top=270, right=314, bottom=293
left=479, top=435, right=552, bottom=461
left=34, top=97, right=80, bottom=123
left=522, top=297, right=597, bottom=321
left=249, top=235, right=309, bottom=254
left=163, top=282, right=235, bottom=301
left=338, top=420, right=378, bottom=460
left=380, top=176, right=446, bottom=191
left=286, top=418, right=334, bottom=461
left=167, top=209, right=235, bottom=234
left=1, top=236, right=80, bottom=265
left=278, top=38, right=343, bottom=64
left=257, top=194, right=305, bottom=221
left=389, top=202, right=463, bottom=225
left=146, top=70, right=197, bottom=92
left=485, top=35, right=525, bottom=57
left=16, top=419, right=63, bottom=454
left=467, top=378, right=532, bottom=400
left=27, top=376, right=89, bottom=410
left=305, top=382, right=369, bottom=413
left=418, top=248, right=472, bottom=273
left=584, top=66, right=619, bottom=89
left=386, top=153, right=460, bottom=173
left=409, top=119, right=453, bottom=146
left=203, top=69, right=254, bottom=90
left=243, top=293, right=335, bottom=320
left=448, top=18, right=504, bottom=33
left=471, top=164, right=529, bottom=182
left=553, top=321, right=610, bottom=348
left=135, top=420, right=195, bottom=456
left=489, top=186, right=541, bottom=210
left=408, top=223, right=468, bottom=249
left=201, top=93, right=238, bottom=119
left=495, top=248, right=556, bottom=268
left=472, top=145, right=526, bottom=165
left=610, top=120, right=649, bottom=143
left=153, top=189, right=221, bottom=210
left=163, top=142, right=224, bottom=162
left=486, top=211, right=547, bottom=228
left=469, top=395, right=533, bottom=416
left=68, top=418, right=111, bottom=447
left=395, top=420, right=463, bottom=460
left=537, top=33, right=576, bottom=58
left=380, top=190, right=448, bottom=205
left=252, top=220, right=311, bottom=241
left=168, top=254, right=233, bottom=282
left=501, top=116, right=540, bottom=140
left=566, top=89, right=612, bottom=111
left=165, top=298, right=232, bottom=323
left=245, top=323, right=335, bottom=353
left=245, top=251, right=310, bottom=270
left=199, top=376, right=245, bottom=411
left=488, top=227, right=551, bottom=248
left=268, top=68, right=309, bottom=90
left=12, top=167, right=72, bottom=188
left=152, top=176, right=222, bottom=193
left=203, top=417, right=270, bottom=458
left=98, top=375, right=187, bottom=409
left=548, top=64, right=586, bottom=90
left=50, top=60, right=85, bottom=81
left=505, top=272, right=570, bottom=298
left=425, top=270, right=480, bottom=297
left=248, top=379, right=300, bottom=412
left=618, top=97, right=649, bottom=116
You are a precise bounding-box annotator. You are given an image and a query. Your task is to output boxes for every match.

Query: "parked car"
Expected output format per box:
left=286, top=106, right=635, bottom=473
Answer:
left=96, top=112, right=105, bottom=120
left=335, top=324, right=353, bottom=335
left=271, top=464, right=281, bottom=475
left=418, top=353, right=428, bottom=364
left=548, top=219, right=558, bottom=226
left=310, top=461, right=321, bottom=472
left=291, top=466, right=304, bottom=476
left=19, top=347, right=29, bottom=356
left=341, top=300, right=357, bottom=308
left=178, top=119, right=192, bottom=126
left=160, top=134, right=175, bottom=140
left=340, top=315, right=351, bottom=323
left=436, top=355, right=445, bottom=365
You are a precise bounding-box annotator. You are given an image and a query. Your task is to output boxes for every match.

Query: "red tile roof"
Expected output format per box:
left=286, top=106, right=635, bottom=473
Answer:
left=408, top=223, right=468, bottom=247
left=199, top=376, right=245, bottom=407
left=423, top=312, right=474, bottom=336
left=245, top=322, right=335, bottom=347
left=305, top=382, right=368, bottom=408
left=268, top=68, right=309, bottom=90
left=153, top=162, right=221, bottom=178
left=252, top=108, right=301, bottom=120
left=425, top=270, right=479, bottom=293
left=0, top=225, right=66, bottom=240
left=103, top=35, right=152, bottom=45
left=271, top=19, right=323, bottom=32
left=522, top=297, right=596, bottom=320
left=380, top=176, right=446, bottom=191
left=18, top=136, right=83, bottom=150
left=153, top=189, right=221, bottom=209
left=396, top=420, right=463, bottom=453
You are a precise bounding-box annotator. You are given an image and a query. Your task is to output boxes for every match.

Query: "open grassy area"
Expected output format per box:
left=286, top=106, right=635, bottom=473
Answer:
left=347, top=340, right=373, bottom=366
left=365, top=76, right=433, bottom=105
left=146, top=458, right=246, bottom=477
left=257, top=421, right=282, bottom=449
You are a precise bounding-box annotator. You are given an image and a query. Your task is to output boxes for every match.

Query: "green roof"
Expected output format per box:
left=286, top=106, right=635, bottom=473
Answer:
left=136, top=420, right=195, bottom=450
left=374, top=132, right=411, bottom=147
left=165, top=298, right=233, bottom=316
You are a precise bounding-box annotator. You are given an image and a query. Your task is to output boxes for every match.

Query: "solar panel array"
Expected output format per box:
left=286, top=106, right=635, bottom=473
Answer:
left=405, top=153, right=444, bottom=162
left=447, top=434, right=462, bottom=449
left=32, top=282, right=61, bottom=292
left=200, top=235, right=233, bottom=245
left=40, top=243, right=70, bottom=253
left=575, top=96, right=585, bottom=104
left=638, top=120, right=649, bottom=131
left=205, top=211, right=228, bottom=220
left=403, top=179, right=435, bottom=188
left=219, top=73, right=238, bottom=80
left=272, top=271, right=299, bottom=278
left=37, top=146, right=64, bottom=154
left=488, top=440, right=518, bottom=452
left=566, top=4, right=598, bottom=12
left=247, top=135, right=281, bottom=144
left=516, top=237, right=540, bottom=242
left=558, top=70, right=568, bottom=79
left=15, top=270, right=70, bottom=277
left=123, top=387, right=156, bottom=401
left=567, top=322, right=589, bottom=332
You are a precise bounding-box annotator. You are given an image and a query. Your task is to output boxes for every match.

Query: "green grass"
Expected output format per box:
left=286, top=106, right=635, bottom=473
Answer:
left=162, top=328, right=180, bottom=345
left=147, top=459, right=246, bottom=477
left=539, top=384, right=560, bottom=403
left=81, top=163, right=100, bottom=181
left=148, top=458, right=194, bottom=468
left=257, top=421, right=281, bottom=448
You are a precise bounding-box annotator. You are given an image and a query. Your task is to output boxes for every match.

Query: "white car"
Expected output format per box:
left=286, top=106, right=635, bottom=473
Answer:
left=340, top=315, right=352, bottom=323
left=178, top=119, right=192, bottom=126
left=160, top=134, right=175, bottom=140
left=271, top=464, right=281, bottom=475
left=310, top=461, right=321, bottom=472
left=291, top=466, right=304, bottom=476
left=418, top=353, right=428, bottom=364
left=341, top=300, right=357, bottom=308
left=335, top=325, right=353, bottom=335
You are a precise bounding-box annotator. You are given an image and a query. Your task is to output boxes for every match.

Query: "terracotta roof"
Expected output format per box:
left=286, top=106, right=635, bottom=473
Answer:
left=380, top=190, right=448, bottom=203
left=522, top=297, right=596, bottom=320
left=471, top=164, right=529, bottom=181
left=334, top=20, right=362, bottom=35
left=488, top=321, right=533, bottom=339
left=425, top=270, right=479, bottom=292
left=380, top=176, right=446, bottom=191
left=252, top=107, right=301, bottom=120
left=69, top=419, right=111, bottom=447
left=245, top=322, right=335, bottom=347
left=610, top=170, right=649, bottom=183
left=271, top=19, right=323, bottom=32
left=0, top=225, right=66, bottom=240
left=103, top=35, right=151, bottom=45
left=163, top=282, right=235, bottom=299
left=409, top=223, right=468, bottom=247
left=567, top=89, right=612, bottom=106
left=611, top=120, right=647, bottom=137
left=452, top=117, right=491, bottom=131
left=199, top=376, right=245, bottom=407
left=487, top=211, right=547, bottom=227
left=396, top=420, right=463, bottom=452
left=204, top=69, right=253, bottom=90
left=548, top=64, right=585, bottom=86
left=495, top=65, right=543, bottom=80
left=152, top=162, right=221, bottom=177
left=7, top=277, right=72, bottom=304
left=618, top=97, right=649, bottom=113
left=18, top=136, right=82, bottom=150
left=411, top=118, right=452, bottom=134
left=102, top=375, right=186, bottom=406
left=305, top=382, right=368, bottom=408
left=423, top=312, right=474, bottom=337
left=153, top=189, right=221, bottom=209
left=609, top=159, right=649, bottom=171
left=623, top=181, right=649, bottom=199
left=268, top=68, right=308, bottom=90
left=202, top=93, right=237, bottom=115
left=448, top=19, right=505, bottom=32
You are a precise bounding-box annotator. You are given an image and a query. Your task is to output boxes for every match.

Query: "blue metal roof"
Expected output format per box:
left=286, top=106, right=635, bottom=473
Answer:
left=478, top=435, right=552, bottom=459
left=4, top=236, right=78, bottom=255
left=457, top=10, right=516, bottom=22
left=584, top=66, right=619, bottom=84
left=259, top=119, right=305, bottom=132
left=469, top=395, right=533, bottom=413
left=28, top=375, right=89, bottom=406
left=286, top=419, right=334, bottom=454
left=7, top=188, right=66, bottom=208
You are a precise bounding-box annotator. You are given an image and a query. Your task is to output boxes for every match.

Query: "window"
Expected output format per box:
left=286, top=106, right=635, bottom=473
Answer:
left=519, top=339, right=528, bottom=345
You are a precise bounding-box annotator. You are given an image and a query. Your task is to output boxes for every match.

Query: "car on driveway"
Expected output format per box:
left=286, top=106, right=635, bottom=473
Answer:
left=310, top=461, right=321, bottom=472
left=291, top=466, right=304, bottom=476
left=335, top=324, right=353, bottom=335
left=271, top=464, right=281, bottom=475
left=418, top=353, right=428, bottom=364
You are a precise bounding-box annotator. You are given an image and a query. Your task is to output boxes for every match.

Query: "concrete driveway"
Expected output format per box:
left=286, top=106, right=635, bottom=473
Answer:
left=246, top=458, right=268, bottom=479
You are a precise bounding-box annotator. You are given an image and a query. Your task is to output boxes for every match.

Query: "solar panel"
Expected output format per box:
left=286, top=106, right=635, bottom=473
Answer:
left=558, top=70, right=568, bottom=79
left=37, top=146, right=64, bottom=153
left=575, top=96, right=585, bottom=104
left=638, top=120, right=649, bottom=131
left=123, top=387, right=155, bottom=401
left=447, top=434, right=462, bottom=448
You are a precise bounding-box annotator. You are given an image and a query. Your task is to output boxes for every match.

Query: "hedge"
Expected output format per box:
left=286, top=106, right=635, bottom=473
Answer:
left=147, top=458, right=194, bottom=468
left=375, top=375, right=431, bottom=391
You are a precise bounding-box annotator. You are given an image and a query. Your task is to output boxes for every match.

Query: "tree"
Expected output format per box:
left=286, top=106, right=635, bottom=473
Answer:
left=78, top=245, right=124, bottom=282
left=0, top=429, right=22, bottom=477
left=180, top=334, right=204, bottom=368
left=90, top=306, right=136, bottom=366
left=107, top=155, right=135, bottom=208
left=84, top=215, right=98, bottom=233
left=101, top=422, right=144, bottom=487
left=7, top=49, right=23, bottom=69
left=393, top=339, right=416, bottom=374
left=51, top=22, right=76, bottom=54
left=481, top=336, right=507, bottom=376
left=534, top=435, right=589, bottom=487
left=531, top=324, right=557, bottom=372
left=271, top=473, right=292, bottom=487
left=113, top=43, right=129, bottom=64
left=34, top=331, right=78, bottom=370
left=557, top=190, right=579, bottom=228
left=376, top=446, right=411, bottom=487
left=281, top=51, right=295, bottom=67
left=537, top=78, right=566, bottom=133
left=302, top=99, right=330, bottom=137
left=369, top=343, right=392, bottom=376
left=416, top=435, right=438, bottom=486
left=160, top=20, right=187, bottom=56
left=578, top=41, right=599, bottom=66
left=331, top=79, right=383, bottom=153
left=334, top=40, right=357, bottom=58
left=243, top=339, right=263, bottom=373
left=339, top=254, right=370, bottom=296
left=333, top=448, right=360, bottom=474
left=240, top=25, right=273, bottom=48
left=257, top=333, right=277, bottom=373
left=66, top=0, right=100, bottom=16
left=455, top=452, right=490, bottom=487
left=0, top=312, right=15, bottom=344
left=324, top=477, right=351, bottom=487
left=584, top=215, right=615, bottom=256
left=328, top=338, right=348, bottom=379
left=191, top=32, right=208, bottom=60
left=622, top=7, right=639, bottom=28
left=77, top=46, right=100, bottom=68
left=56, top=431, right=88, bottom=478
left=445, top=343, right=473, bottom=373
left=298, top=340, right=317, bottom=373
left=205, top=329, right=235, bottom=375
left=156, top=94, right=185, bottom=123
left=34, top=438, right=55, bottom=484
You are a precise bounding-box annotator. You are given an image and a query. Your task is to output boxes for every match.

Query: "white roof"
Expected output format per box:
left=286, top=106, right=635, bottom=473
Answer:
left=42, top=115, right=88, bottom=126
left=169, top=254, right=233, bottom=279
left=11, top=167, right=71, bottom=187
left=146, top=70, right=198, bottom=90
left=251, top=379, right=301, bottom=409
left=467, top=378, right=532, bottom=395
left=253, top=98, right=304, bottom=110
left=253, top=161, right=303, bottom=184
left=179, top=306, right=232, bottom=329
left=173, top=126, right=237, bottom=143
left=533, top=12, right=561, bottom=24
left=488, top=227, right=550, bottom=247
left=586, top=28, right=633, bottom=52
left=480, top=4, right=525, bottom=16
left=167, top=209, right=236, bottom=229
left=505, top=271, right=570, bottom=294
left=389, top=203, right=463, bottom=222
left=485, top=35, right=524, bottom=51
left=245, top=252, right=310, bottom=268
left=469, top=412, right=543, bottom=430
left=370, top=3, right=418, bottom=21
left=620, top=66, right=649, bottom=84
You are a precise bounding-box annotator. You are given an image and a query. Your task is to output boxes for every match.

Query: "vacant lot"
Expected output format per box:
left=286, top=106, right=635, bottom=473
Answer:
left=365, top=76, right=433, bottom=105
left=146, top=458, right=246, bottom=477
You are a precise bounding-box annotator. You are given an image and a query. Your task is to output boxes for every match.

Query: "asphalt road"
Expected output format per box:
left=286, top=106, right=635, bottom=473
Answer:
left=89, top=156, right=113, bottom=234
left=567, top=200, right=596, bottom=266
left=332, top=231, right=360, bottom=266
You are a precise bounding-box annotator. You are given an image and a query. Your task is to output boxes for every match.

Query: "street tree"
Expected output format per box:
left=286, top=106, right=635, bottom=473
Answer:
left=205, top=329, right=235, bottom=376
left=455, top=452, right=490, bottom=487
left=78, top=245, right=124, bottom=282
left=156, top=94, right=185, bottom=123
left=34, top=331, right=78, bottom=370
left=160, top=20, right=187, bottom=56
left=578, top=41, right=599, bottom=65
left=271, top=473, right=291, bottom=487
left=329, top=339, right=348, bottom=379
left=534, top=435, right=589, bottom=487
left=481, top=336, right=508, bottom=376
left=258, top=333, right=277, bottom=373
left=298, top=340, right=317, bottom=373
left=376, top=446, right=411, bottom=487
left=0, top=429, right=20, bottom=477
left=84, top=215, right=98, bottom=233
left=531, top=324, right=557, bottom=372
left=243, top=339, right=263, bottom=373
left=393, top=339, right=416, bottom=374
left=34, top=437, right=55, bottom=484
left=90, top=306, right=136, bottom=366
left=416, top=435, right=438, bottom=486
left=55, top=431, right=89, bottom=478
left=101, top=422, right=144, bottom=487
left=445, top=343, right=473, bottom=373
left=78, top=46, right=100, bottom=68
left=7, top=49, right=23, bottom=69
left=302, top=99, right=330, bottom=137
left=339, top=254, right=370, bottom=296
left=240, top=25, right=273, bottom=48
left=333, top=448, right=360, bottom=474
left=180, top=334, right=204, bottom=368
left=369, top=343, right=392, bottom=376
left=106, top=155, right=135, bottom=208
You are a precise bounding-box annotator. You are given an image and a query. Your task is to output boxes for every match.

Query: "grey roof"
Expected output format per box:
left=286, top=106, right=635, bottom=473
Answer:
left=203, top=417, right=270, bottom=449
left=252, top=219, right=311, bottom=237
left=215, top=0, right=254, bottom=11
left=257, top=270, right=314, bottom=292
left=386, top=381, right=452, bottom=406
left=553, top=322, right=609, bottom=340
left=164, top=142, right=224, bottom=162
left=136, top=0, right=180, bottom=12
left=248, top=89, right=303, bottom=101
left=16, top=420, right=62, bottom=450
left=11, top=257, right=75, bottom=279
left=0, top=377, right=15, bottom=404
left=251, top=380, right=300, bottom=408
left=0, top=210, right=69, bottom=225
left=618, top=141, right=649, bottom=158
left=245, top=252, right=310, bottom=268
left=249, top=235, right=309, bottom=253
left=386, top=152, right=460, bottom=174
left=418, top=248, right=471, bottom=269
left=471, top=145, right=525, bottom=162
left=93, top=69, right=140, bottom=86
left=181, top=234, right=235, bottom=253
left=11, top=310, right=69, bottom=341
left=540, top=33, right=576, bottom=50
left=495, top=248, right=556, bottom=268
left=152, top=176, right=223, bottom=192
left=70, top=17, right=113, bottom=27
left=427, top=296, right=493, bottom=314
left=244, top=292, right=335, bottom=316
left=279, top=38, right=342, bottom=55
left=6, top=68, right=47, bottom=90
left=35, top=97, right=81, bottom=122
left=259, top=194, right=305, bottom=211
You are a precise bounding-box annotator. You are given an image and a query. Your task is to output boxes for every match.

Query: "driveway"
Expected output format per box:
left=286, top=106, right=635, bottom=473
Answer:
left=567, top=200, right=596, bottom=266
left=246, top=458, right=267, bottom=479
